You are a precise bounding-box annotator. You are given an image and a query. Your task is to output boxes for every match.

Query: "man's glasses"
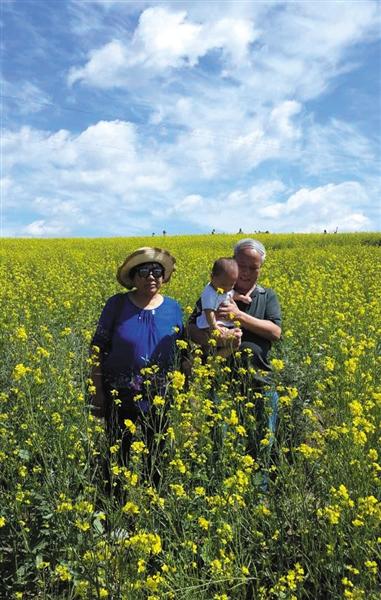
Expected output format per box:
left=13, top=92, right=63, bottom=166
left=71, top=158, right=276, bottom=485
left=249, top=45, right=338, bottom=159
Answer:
left=136, top=263, right=164, bottom=279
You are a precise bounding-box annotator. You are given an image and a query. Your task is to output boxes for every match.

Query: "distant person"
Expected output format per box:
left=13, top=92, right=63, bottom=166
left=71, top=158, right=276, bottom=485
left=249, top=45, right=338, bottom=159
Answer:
left=162, top=230, right=167, bottom=237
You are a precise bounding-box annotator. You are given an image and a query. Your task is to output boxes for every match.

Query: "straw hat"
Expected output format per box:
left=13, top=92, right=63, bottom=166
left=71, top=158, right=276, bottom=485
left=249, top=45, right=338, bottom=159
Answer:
left=116, top=247, right=176, bottom=289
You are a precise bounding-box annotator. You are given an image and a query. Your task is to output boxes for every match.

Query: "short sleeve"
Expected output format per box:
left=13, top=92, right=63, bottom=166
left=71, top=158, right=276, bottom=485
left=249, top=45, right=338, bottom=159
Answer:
left=265, top=289, right=281, bottom=326
left=91, top=294, right=123, bottom=353
left=201, top=285, right=218, bottom=311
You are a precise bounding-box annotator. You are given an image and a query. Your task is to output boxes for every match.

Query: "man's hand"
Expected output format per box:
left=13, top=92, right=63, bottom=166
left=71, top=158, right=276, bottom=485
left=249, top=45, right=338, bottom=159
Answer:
left=232, top=291, right=252, bottom=305
left=216, top=299, right=242, bottom=322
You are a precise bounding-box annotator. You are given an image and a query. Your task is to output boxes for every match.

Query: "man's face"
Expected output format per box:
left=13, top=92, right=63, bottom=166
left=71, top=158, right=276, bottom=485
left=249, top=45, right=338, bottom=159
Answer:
left=235, top=249, right=262, bottom=293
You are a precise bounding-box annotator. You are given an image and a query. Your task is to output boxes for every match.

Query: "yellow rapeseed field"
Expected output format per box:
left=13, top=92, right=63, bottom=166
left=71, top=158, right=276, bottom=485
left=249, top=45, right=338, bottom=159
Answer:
left=0, top=233, right=380, bottom=599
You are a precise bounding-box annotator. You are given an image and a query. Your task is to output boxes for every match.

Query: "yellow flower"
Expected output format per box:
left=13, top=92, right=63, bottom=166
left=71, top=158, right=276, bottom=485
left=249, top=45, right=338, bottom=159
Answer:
left=122, top=501, right=140, bottom=515
left=18, top=466, right=27, bottom=478
left=60, top=326, right=72, bottom=337
left=131, top=441, right=148, bottom=454
left=176, top=339, right=188, bottom=350
left=55, top=564, right=72, bottom=581
left=56, top=500, right=73, bottom=512
left=364, top=560, right=377, bottom=575
left=137, top=559, right=146, bottom=573
left=368, top=448, right=378, bottom=461
left=296, top=443, right=322, bottom=460
left=169, top=483, right=186, bottom=498
left=169, top=457, right=187, bottom=474
left=317, top=505, right=341, bottom=525
left=0, top=516, right=6, bottom=527
left=124, top=419, right=137, bottom=434
left=111, top=464, right=121, bottom=475
left=225, top=409, right=238, bottom=426
left=13, top=363, right=30, bottom=380
left=127, top=532, right=162, bottom=555
left=324, top=357, right=335, bottom=372
left=15, top=326, right=28, bottom=341
left=271, top=358, right=284, bottom=371
left=75, top=519, right=91, bottom=532
left=198, top=516, right=210, bottom=530
left=152, top=395, right=165, bottom=407
left=170, top=370, right=185, bottom=390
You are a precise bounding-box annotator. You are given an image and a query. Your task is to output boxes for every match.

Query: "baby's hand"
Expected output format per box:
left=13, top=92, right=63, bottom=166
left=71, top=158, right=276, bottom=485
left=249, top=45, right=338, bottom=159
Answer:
left=233, top=292, right=252, bottom=305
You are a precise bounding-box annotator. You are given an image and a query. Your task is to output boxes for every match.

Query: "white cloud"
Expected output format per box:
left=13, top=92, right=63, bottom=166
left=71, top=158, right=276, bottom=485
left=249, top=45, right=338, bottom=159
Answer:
left=167, top=181, right=373, bottom=233
left=22, top=220, right=71, bottom=237
left=2, top=120, right=176, bottom=236
left=3, top=1, right=380, bottom=236
left=256, top=181, right=372, bottom=232
left=301, top=118, right=377, bottom=176
left=168, top=180, right=287, bottom=231
left=173, top=194, right=204, bottom=212
left=3, top=120, right=173, bottom=194
left=2, top=78, right=52, bottom=116
left=64, top=2, right=379, bottom=195
left=3, top=114, right=377, bottom=236
left=68, top=6, right=257, bottom=87
left=67, top=0, right=380, bottom=108
left=68, top=40, right=127, bottom=87
left=269, top=101, right=302, bottom=140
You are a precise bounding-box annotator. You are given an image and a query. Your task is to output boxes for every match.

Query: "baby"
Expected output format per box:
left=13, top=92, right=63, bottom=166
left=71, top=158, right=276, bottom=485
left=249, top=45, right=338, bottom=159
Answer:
left=196, top=257, right=249, bottom=355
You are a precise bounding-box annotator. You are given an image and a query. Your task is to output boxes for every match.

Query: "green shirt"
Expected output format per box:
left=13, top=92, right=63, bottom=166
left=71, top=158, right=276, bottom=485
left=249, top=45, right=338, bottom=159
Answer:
left=238, top=285, right=281, bottom=372
left=189, top=284, right=281, bottom=372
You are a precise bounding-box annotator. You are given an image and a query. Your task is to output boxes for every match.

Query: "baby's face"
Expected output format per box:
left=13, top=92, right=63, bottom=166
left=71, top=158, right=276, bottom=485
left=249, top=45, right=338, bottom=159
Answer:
left=212, top=270, right=237, bottom=293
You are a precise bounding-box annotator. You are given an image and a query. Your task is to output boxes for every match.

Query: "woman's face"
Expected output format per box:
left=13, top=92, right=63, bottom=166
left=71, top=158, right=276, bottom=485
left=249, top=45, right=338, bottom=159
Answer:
left=131, top=262, right=164, bottom=294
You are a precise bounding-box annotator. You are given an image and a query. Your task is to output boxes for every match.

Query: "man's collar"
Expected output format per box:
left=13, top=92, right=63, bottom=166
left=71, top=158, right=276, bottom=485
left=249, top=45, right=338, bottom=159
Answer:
left=251, top=284, right=266, bottom=295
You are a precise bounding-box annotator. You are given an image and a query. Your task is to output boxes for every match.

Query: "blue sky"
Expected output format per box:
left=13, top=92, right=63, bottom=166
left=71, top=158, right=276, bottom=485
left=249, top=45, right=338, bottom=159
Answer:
left=1, top=0, right=380, bottom=237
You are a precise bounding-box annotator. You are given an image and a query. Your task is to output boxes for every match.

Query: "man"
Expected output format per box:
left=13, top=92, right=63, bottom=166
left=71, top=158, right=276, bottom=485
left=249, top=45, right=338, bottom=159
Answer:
left=187, top=238, right=282, bottom=463
left=187, top=238, right=281, bottom=370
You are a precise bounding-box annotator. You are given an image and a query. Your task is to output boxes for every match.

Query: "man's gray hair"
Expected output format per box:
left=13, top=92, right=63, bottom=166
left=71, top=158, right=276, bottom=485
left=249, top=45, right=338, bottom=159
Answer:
left=234, top=238, right=266, bottom=263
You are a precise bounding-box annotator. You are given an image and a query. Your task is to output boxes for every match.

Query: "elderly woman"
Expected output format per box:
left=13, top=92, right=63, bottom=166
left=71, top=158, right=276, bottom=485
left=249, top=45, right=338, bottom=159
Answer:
left=90, top=247, right=183, bottom=481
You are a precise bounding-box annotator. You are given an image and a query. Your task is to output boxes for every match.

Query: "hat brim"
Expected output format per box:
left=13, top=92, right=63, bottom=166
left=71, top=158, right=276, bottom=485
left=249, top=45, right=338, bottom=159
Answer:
left=117, top=247, right=176, bottom=289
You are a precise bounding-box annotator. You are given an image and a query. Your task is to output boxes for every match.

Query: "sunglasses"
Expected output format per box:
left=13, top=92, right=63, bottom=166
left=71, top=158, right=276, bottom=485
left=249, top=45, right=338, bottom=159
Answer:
left=136, top=263, right=164, bottom=279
